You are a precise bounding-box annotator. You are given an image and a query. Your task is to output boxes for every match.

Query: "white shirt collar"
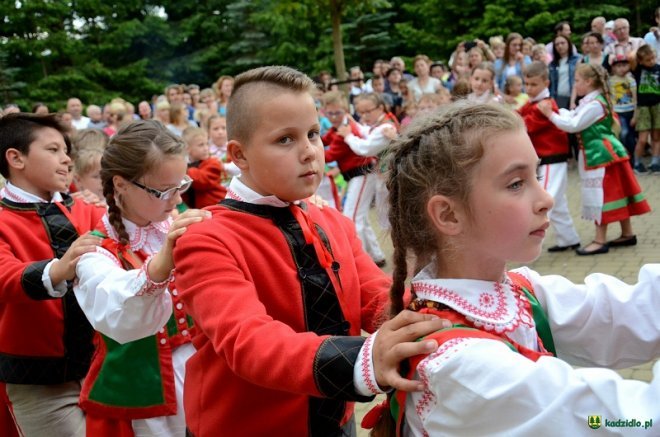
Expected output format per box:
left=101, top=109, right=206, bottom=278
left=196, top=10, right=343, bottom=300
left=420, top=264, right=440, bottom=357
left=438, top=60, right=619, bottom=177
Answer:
left=580, top=90, right=601, bottom=104
left=0, top=181, right=64, bottom=203
left=226, top=177, right=292, bottom=208
left=530, top=88, right=550, bottom=103
left=411, top=262, right=534, bottom=334
left=101, top=213, right=171, bottom=254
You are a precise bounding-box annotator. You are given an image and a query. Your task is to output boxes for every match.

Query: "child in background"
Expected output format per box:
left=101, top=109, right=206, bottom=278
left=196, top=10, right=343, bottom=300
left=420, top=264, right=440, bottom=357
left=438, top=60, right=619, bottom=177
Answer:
left=0, top=113, right=105, bottom=436
left=74, top=120, right=210, bottom=436
left=503, top=75, right=529, bottom=110
left=181, top=126, right=227, bottom=208
left=609, top=54, right=638, bottom=161
left=467, top=62, right=500, bottom=103
left=172, top=66, right=449, bottom=436
left=322, top=91, right=379, bottom=250
left=338, top=92, right=399, bottom=237
left=416, top=93, right=443, bottom=116
left=365, top=101, right=660, bottom=437
left=73, top=147, right=104, bottom=201
left=630, top=45, right=660, bottom=174
left=206, top=114, right=240, bottom=185
left=519, top=61, right=581, bottom=252
left=539, top=64, right=650, bottom=255
left=399, top=100, right=418, bottom=128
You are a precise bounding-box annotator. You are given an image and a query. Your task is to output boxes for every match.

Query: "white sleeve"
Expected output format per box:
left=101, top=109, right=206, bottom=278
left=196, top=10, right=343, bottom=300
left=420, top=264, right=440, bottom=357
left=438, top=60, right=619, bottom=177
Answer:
left=410, top=339, right=660, bottom=436
left=353, top=331, right=387, bottom=396
left=74, top=248, right=173, bottom=344
left=518, top=265, right=660, bottom=368
left=548, top=100, right=605, bottom=133
left=42, top=259, right=68, bottom=297
left=344, top=125, right=392, bottom=157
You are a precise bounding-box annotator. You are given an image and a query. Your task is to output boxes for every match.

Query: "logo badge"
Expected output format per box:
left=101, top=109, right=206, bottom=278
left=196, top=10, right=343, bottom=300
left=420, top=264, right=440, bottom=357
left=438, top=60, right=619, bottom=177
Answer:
left=588, top=415, right=602, bottom=429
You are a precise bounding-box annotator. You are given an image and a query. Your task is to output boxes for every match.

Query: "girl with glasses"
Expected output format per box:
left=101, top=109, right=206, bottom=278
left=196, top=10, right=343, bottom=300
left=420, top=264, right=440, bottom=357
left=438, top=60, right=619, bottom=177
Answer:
left=73, top=119, right=210, bottom=435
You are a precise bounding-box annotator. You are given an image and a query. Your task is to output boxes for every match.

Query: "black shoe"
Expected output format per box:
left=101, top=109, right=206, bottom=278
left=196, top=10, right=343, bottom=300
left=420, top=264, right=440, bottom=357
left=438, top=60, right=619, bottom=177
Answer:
left=547, top=243, right=580, bottom=252
left=575, top=241, right=609, bottom=256
left=374, top=259, right=387, bottom=268
left=607, top=235, right=637, bottom=247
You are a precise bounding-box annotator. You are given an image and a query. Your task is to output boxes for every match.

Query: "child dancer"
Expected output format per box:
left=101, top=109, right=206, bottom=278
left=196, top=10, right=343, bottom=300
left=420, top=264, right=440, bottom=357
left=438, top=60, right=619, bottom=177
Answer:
left=73, top=120, right=210, bottom=436
left=172, top=66, right=449, bottom=436
left=0, top=113, right=105, bottom=436
left=539, top=64, right=650, bottom=255
left=364, top=102, right=660, bottom=436
left=323, top=91, right=383, bottom=264
left=519, top=61, right=581, bottom=252
left=181, top=126, right=227, bottom=208
left=467, top=62, right=500, bottom=103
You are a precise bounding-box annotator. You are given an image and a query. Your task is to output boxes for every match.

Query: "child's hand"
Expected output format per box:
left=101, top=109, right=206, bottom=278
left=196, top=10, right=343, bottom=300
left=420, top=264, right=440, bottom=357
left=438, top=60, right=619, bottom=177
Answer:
left=382, top=125, right=398, bottom=140
left=306, top=194, right=329, bottom=209
left=50, top=232, right=103, bottom=284
left=537, top=100, right=553, bottom=118
left=71, top=189, right=106, bottom=207
left=372, top=310, right=451, bottom=392
left=148, top=209, right=212, bottom=283
left=337, top=125, right=351, bottom=137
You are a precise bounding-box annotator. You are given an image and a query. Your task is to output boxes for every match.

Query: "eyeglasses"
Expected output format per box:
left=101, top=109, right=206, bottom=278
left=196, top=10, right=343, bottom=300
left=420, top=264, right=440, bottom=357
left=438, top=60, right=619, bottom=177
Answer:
left=326, top=110, right=345, bottom=118
left=357, top=106, right=379, bottom=117
left=131, top=175, right=192, bottom=201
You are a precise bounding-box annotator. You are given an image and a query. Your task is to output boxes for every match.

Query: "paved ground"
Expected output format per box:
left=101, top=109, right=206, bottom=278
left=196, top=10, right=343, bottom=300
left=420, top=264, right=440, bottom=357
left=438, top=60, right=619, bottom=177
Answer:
left=355, top=163, right=659, bottom=435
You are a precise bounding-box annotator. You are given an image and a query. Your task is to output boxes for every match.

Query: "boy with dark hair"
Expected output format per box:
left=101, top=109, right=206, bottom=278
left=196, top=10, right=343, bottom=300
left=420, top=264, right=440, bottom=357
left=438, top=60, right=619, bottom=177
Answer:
left=519, top=61, right=581, bottom=252
left=0, top=113, right=104, bottom=436
left=174, top=66, right=447, bottom=435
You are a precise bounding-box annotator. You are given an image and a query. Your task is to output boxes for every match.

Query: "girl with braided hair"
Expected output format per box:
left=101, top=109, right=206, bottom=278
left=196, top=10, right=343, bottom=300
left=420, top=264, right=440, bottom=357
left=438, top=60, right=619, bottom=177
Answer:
left=73, top=119, right=210, bottom=436
left=539, top=63, right=650, bottom=255
left=362, top=102, right=660, bottom=436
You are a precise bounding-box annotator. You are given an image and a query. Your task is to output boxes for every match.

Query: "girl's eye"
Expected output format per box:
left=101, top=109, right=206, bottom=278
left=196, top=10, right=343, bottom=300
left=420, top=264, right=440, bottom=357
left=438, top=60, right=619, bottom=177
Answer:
left=508, top=180, right=523, bottom=190
left=278, top=136, right=293, bottom=145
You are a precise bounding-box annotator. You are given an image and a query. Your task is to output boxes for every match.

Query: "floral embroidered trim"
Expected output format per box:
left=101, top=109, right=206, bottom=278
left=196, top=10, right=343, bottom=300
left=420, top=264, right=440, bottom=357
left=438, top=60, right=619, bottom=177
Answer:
left=413, top=278, right=534, bottom=333
left=361, top=333, right=380, bottom=395
left=101, top=214, right=169, bottom=253
left=226, top=187, right=244, bottom=201
left=133, top=255, right=173, bottom=297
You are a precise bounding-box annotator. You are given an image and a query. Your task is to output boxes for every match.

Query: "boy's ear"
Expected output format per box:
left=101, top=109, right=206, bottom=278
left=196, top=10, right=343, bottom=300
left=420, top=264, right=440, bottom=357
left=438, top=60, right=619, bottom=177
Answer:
left=227, top=140, right=249, bottom=171
left=427, top=194, right=464, bottom=236
left=5, top=148, right=26, bottom=171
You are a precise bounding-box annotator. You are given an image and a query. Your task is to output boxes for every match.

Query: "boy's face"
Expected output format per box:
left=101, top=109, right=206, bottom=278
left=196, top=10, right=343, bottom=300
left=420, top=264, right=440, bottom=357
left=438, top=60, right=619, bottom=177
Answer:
left=612, top=62, right=630, bottom=76
left=229, top=91, right=324, bottom=202
left=10, top=127, right=72, bottom=199
left=188, top=134, right=210, bottom=161
left=640, top=53, right=657, bottom=68
left=372, top=78, right=385, bottom=93
left=324, top=102, right=347, bottom=128
left=74, top=161, right=103, bottom=199
left=524, top=75, right=548, bottom=99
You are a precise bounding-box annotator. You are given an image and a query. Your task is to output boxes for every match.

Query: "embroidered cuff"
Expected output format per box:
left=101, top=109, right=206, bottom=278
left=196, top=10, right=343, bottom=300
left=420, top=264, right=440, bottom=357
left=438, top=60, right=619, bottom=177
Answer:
left=22, top=260, right=58, bottom=300
left=353, top=331, right=387, bottom=396
left=313, top=336, right=373, bottom=402
left=132, top=256, right=173, bottom=297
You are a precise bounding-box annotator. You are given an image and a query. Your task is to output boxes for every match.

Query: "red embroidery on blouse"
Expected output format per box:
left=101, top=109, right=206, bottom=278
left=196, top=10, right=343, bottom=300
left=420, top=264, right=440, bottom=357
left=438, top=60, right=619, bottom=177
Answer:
left=361, top=334, right=379, bottom=395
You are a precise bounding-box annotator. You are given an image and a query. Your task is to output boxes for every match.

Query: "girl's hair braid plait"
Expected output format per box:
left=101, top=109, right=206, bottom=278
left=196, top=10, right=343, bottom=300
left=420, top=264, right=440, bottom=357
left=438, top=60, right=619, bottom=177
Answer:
left=103, top=178, right=130, bottom=246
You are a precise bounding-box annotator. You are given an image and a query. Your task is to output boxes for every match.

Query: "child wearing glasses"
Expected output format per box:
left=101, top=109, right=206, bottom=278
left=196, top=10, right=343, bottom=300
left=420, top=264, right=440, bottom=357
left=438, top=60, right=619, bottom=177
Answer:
left=73, top=120, right=210, bottom=435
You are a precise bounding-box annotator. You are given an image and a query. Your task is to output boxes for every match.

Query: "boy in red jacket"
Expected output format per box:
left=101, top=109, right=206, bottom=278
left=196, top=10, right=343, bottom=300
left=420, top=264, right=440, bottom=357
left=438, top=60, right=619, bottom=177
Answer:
left=173, top=66, right=448, bottom=436
left=0, top=113, right=104, bottom=436
left=520, top=61, right=581, bottom=252
left=181, top=126, right=227, bottom=208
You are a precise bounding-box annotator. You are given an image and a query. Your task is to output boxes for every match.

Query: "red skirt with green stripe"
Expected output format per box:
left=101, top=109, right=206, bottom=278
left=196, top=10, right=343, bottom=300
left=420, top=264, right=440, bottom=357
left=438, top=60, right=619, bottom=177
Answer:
left=601, top=160, right=651, bottom=225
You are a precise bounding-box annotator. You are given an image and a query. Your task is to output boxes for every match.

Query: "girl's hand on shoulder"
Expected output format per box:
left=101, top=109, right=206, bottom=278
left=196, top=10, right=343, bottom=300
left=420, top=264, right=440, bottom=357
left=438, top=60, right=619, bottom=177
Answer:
left=537, top=100, right=553, bottom=118
left=372, top=310, right=451, bottom=392
left=167, top=209, right=212, bottom=243
left=336, top=125, right=351, bottom=137
left=382, top=125, right=398, bottom=140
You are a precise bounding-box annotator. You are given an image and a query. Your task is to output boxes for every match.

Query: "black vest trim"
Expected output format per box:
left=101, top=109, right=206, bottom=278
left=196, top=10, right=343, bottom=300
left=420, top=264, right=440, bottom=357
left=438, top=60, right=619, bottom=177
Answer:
left=0, top=196, right=94, bottom=384
left=221, top=199, right=369, bottom=436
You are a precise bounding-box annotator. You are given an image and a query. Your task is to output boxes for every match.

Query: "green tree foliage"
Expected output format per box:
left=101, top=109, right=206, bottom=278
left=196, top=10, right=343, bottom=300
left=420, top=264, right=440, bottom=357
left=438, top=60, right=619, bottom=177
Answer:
left=1, top=0, right=658, bottom=108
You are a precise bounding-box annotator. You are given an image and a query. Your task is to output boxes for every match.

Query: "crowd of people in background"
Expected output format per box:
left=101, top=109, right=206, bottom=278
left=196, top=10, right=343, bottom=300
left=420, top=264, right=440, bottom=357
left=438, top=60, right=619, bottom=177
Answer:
left=0, top=10, right=659, bottom=437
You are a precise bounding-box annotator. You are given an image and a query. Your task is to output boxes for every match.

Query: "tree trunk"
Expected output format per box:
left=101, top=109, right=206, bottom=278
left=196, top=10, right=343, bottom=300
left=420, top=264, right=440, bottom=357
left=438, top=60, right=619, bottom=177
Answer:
left=329, top=0, right=347, bottom=82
